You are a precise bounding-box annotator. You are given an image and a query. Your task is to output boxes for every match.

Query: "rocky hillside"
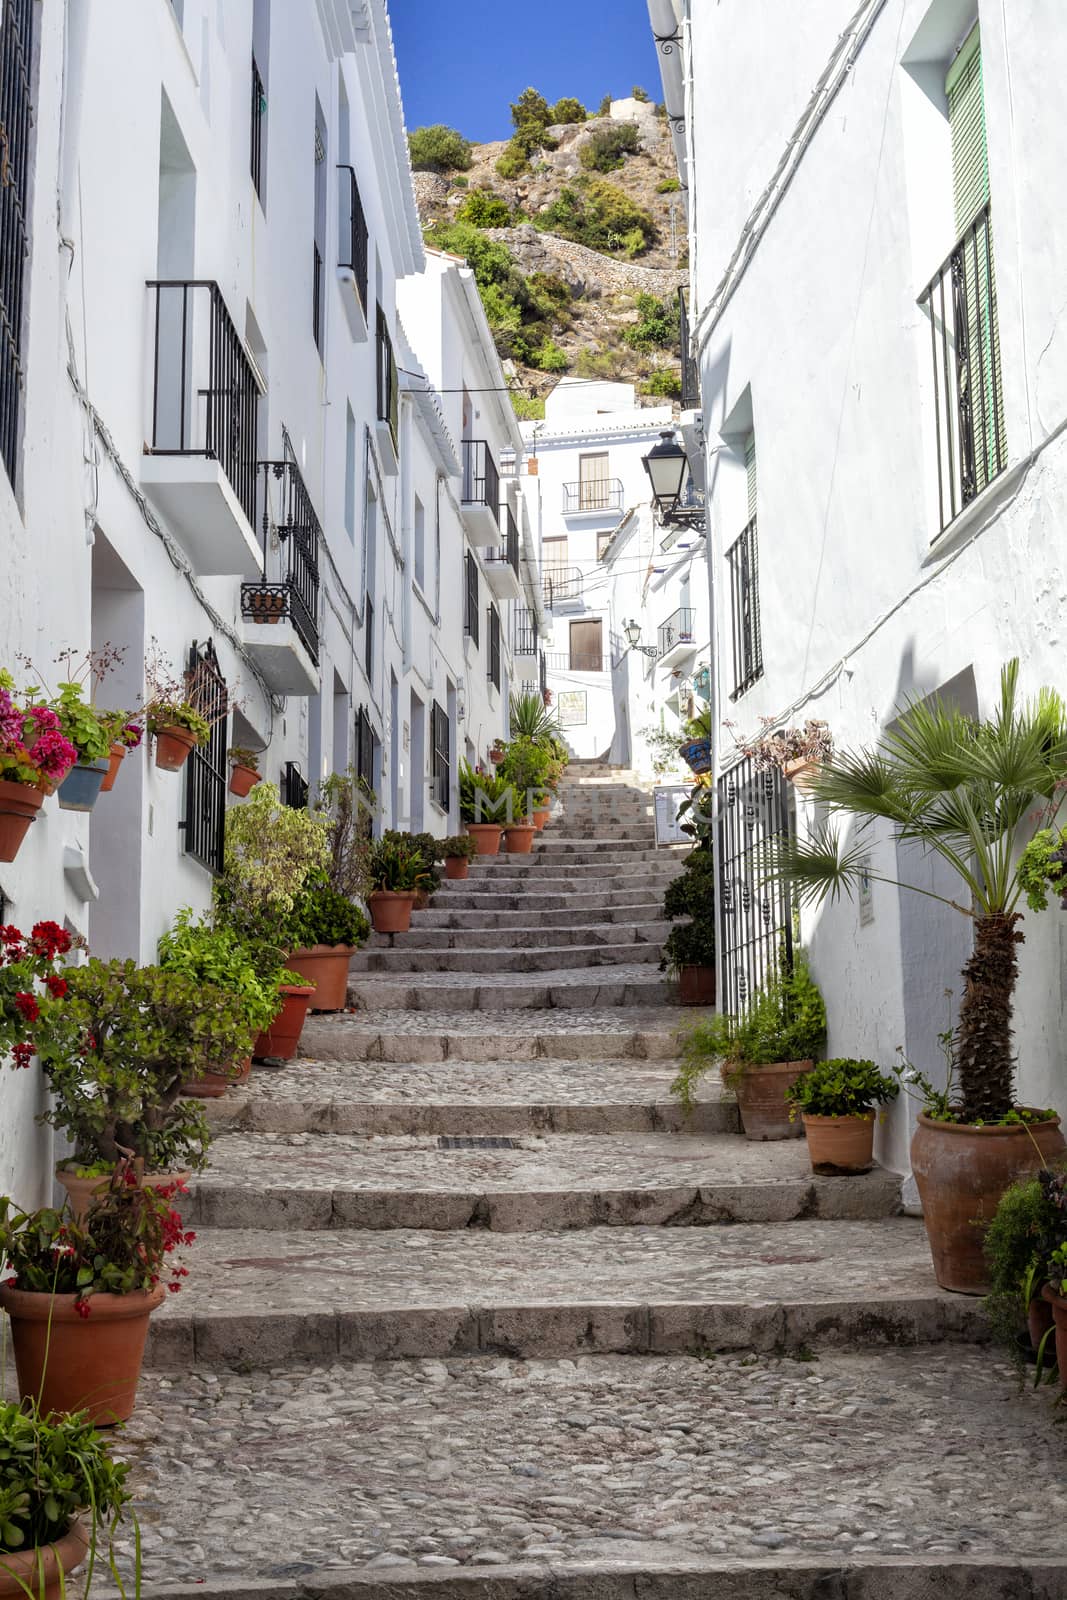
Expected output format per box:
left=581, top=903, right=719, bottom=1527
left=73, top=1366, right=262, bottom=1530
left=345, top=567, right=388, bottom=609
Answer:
left=410, top=96, right=687, bottom=413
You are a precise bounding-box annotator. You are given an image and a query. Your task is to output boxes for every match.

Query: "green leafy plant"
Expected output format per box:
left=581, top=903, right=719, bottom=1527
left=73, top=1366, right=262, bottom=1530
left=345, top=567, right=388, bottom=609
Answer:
left=498, top=736, right=552, bottom=805
left=579, top=121, right=640, bottom=173
left=663, top=850, right=714, bottom=921
left=787, top=1057, right=899, bottom=1118
left=459, top=762, right=515, bottom=824
left=214, top=780, right=332, bottom=960
left=227, top=745, right=261, bottom=772
left=641, top=369, right=682, bottom=399
left=48, top=682, right=112, bottom=763
left=510, top=393, right=546, bottom=421
left=660, top=917, right=715, bottom=976
left=0, top=1396, right=130, bottom=1557
left=509, top=691, right=560, bottom=745
left=314, top=767, right=376, bottom=900
left=672, top=951, right=827, bottom=1113
left=656, top=176, right=681, bottom=193
left=550, top=97, right=587, bottom=124
left=287, top=881, right=370, bottom=949
left=456, top=189, right=512, bottom=228
left=438, top=834, right=478, bottom=862
left=495, top=139, right=530, bottom=179
left=158, top=910, right=281, bottom=1034
left=982, top=1168, right=1066, bottom=1378
left=380, top=830, right=441, bottom=894
left=775, top=661, right=1067, bottom=1124
left=535, top=180, right=657, bottom=258
left=534, top=338, right=569, bottom=373
left=632, top=84, right=651, bottom=102
left=365, top=837, right=432, bottom=893
left=408, top=124, right=472, bottom=172
left=1017, top=826, right=1067, bottom=912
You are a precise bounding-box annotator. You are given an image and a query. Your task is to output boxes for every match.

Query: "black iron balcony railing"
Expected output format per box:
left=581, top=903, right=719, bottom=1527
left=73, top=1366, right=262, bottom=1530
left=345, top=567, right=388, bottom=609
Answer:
left=337, top=164, right=369, bottom=316
left=487, top=604, right=501, bottom=690
left=281, top=760, right=309, bottom=810
left=658, top=606, right=695, bottom=658
left=546, top=649, right=604, bottom=674
left=539, top=649, right=547, bottom=697
left=0, top=0, right=33, bottom=488
left=513, top=606, right=538, bottom=656
left=364, top=593, right=374, bottom=682
left=250, top=55, right=265, bottom=199
left=563, top=478, right=624, bottom=514
left=241, top=460, right=321, bottom=663
left=376, top=305, right=398, bottom=451
left=679, top=286, right=700, bottom=410
left=461, top=438, right=500, bottom=527
left=919, top=201, right=1007, bottom=532
left=146, top=280, right=261, bottom=529
left=486, top=502, right=520, bottom=577
left=542, top=566, right=583, bottom=607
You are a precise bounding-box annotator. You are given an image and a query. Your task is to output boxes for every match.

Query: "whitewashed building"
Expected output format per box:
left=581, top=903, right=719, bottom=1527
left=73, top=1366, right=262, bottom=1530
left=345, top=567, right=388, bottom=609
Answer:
left=651, top=0, right=1067, bottom=1171
left=0, top=0, right=517, bottom=1205
left=518, top=380, right=710, bottom=772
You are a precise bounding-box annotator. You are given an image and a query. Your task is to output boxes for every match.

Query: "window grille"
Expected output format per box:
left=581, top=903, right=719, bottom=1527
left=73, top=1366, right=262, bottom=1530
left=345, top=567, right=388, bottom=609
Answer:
left=250, top=55, right=265, bottom=199
left=431, top=701, right=450, bottom=813
left=513, top=607, right=537, bottom=656
left=355, top=705, right=374, bottom=793
left=281, top=761, right=309, bottom=809
left=181, top=642, right=228, bottom=872
left=487, top=604, right=501, bottom=690
left=0, top=0, right=35, bottom=486
left=337, top=164, right=368, bottom=315
left=376, top=305, right=398, bottom=451
left=464, top=552, right=479, bottom=645
left=726, top=516, right=763, bottom=698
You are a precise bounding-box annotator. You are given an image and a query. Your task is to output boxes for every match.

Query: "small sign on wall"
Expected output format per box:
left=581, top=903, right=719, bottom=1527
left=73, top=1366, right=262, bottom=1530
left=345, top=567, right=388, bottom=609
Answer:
left=557, top=691, right=587, bottom=728
left=654, top=785, right=691, bottom=847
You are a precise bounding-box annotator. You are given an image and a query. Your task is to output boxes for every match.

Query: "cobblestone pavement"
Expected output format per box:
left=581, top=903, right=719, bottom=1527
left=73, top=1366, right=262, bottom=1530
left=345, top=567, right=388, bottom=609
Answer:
left=111, top=1350, right=1065, bottom=1583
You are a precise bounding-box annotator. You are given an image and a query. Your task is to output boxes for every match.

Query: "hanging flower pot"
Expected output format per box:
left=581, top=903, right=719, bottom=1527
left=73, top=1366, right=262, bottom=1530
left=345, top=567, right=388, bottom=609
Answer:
left=253, top=983, right=315, bottom=1060
left=229, top=762, right=261, bottom=797
left=0, top=779, right=44, bottom=862
left=678, top=737, right=712, bottom=775
left=367, top=889, right=416, bottom=935
left=784, top=756, right=821, bottom=791
left=100, top=741, right=126, bottom=793
left=57, top=755, right=110, bottom=813
left=489, top=743, right=506, bottom=764
left=0, top=1283, right=165, bottom=1425
left=153, top=725, right=198, bottom=772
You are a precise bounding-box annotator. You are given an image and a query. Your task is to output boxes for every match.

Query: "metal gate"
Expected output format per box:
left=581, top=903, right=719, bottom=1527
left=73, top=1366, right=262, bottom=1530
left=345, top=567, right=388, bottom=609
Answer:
left=182, top=641, right=229, bottom=873
left=717, top=756, right=794, bottom=1014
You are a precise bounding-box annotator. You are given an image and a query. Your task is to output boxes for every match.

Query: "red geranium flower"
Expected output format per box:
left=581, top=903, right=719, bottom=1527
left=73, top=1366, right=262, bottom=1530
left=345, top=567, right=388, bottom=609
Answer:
left=74, top=1298, right=91, bottom=1319
left=14, top=992, right=39, bottom=1023
left=45, top=974, right=68, bottom=998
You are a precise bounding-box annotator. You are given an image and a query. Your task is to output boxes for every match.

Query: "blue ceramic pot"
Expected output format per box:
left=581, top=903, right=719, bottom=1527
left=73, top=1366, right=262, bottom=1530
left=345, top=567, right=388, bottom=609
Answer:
left=57, top=757, right=110, bottom=813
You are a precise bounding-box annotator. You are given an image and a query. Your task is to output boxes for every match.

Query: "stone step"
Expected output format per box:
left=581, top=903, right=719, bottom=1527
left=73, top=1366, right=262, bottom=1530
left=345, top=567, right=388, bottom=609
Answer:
left=146, top=1218, right=977, bottom=1373
left=534, top=836, right=659, bottom=852
left=424, top=890, right=671, bottom=914
left=203, top=1057, right=737, bottom=1136
left=414, top=901, right=668, bottom=931
left=466, top=852, right=681, bottom=874
left=444, top=861, right=679, bottom=884
left=349, top=941, right=666, bottom=975
left=301, top=1008, right=701, bottom=1063
left=186, top=1132, right=901, bottom=1232
left=346, top=964, right=675, bottom=1011
left=430, top=874, right=677, bottom=901
left=368, top=919, right=671, bottom=951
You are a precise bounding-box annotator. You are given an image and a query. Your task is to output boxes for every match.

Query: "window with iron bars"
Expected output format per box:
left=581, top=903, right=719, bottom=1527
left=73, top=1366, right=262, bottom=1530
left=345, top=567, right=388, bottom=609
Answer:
left=250, top=55, right=266, bottom=200
left=281, top=761, right=309, bottom=809
left=355, top=705, right=375, bottom=795
left=513, top=606, right=537, bottom=656
left=487, top=604, right=501, bottom=691
left=364, top=594, right=374, bottom=686
left=431, top=700, right=450, bottom=813
left=0, top=0, right=35, bottom=488
left=726, top=516, right=763, bottom=698
left=464, top=552, right=480, bottom=646
left=376, top=305, right=398, bottom=452
left=181, top=642, right=229, bottom=872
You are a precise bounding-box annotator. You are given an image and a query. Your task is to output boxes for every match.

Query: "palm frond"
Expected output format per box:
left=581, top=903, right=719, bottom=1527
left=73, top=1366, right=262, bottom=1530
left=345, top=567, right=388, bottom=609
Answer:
left=767, top=823, right=874, bottom=908
left=808, top=749, right=913, bottom=824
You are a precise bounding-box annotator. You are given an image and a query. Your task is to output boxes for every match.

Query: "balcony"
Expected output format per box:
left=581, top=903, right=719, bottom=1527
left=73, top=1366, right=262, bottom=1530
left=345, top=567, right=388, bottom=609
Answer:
left=658, top=606, right=697, bottom=668
left=562, top=479, right=624, bottom=516
left=375, top=306, right=399, bottom=473
left=142, top=280, right=264, bottom=578
left=483, top=503, right=521, bottom=600
left=513, top=606, right=538, bottom=657
left=919, top=201, right=1007, bottom=532
left=337, top=164, right=369, bottom=341
left=240, top=460, right=321, bottom=696
left=679, top=287, right=700, bottom=411
left=461, top=438, right=500, bottom=543
left=542, top=566, right=584, bottom=611
left=544, top=649, right=605, bottom=674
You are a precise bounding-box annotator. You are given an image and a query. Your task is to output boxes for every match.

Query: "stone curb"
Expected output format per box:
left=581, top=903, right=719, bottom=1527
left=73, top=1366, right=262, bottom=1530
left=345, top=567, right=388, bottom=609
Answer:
left=205, top=1097, right=738, bottom=1139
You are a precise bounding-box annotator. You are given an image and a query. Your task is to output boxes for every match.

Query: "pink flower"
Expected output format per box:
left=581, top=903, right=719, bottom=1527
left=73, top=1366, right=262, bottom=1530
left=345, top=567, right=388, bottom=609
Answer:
left=0, top=688, right=22, bottom=745
left=31, top=730, right=78, bottom=780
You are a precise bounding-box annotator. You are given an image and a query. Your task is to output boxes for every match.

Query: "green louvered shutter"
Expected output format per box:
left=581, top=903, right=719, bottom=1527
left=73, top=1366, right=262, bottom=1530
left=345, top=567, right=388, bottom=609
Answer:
left=946, top=26, right=1005, bottom=492
left=744, top=432, right=757, bottom=522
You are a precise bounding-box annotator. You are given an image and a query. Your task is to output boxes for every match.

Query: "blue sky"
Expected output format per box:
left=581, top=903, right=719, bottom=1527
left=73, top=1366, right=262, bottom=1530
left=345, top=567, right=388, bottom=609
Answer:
left=389, top=0, right=662, bottom=144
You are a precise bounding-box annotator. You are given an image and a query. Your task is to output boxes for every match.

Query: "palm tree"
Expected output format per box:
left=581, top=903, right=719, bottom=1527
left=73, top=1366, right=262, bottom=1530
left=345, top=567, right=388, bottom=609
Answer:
left=508, top=690, right=559, bottom=744
left=774, top=661, right=1067, bottom=1124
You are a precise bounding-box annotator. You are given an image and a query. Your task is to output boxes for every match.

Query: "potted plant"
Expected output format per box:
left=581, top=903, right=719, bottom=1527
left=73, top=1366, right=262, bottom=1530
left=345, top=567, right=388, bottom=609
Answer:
left=18, top=650, right=140, bottom=812
left=100, top=715, right=143, bottom=793
left=382, top=831, right=440, bottom=908
left=158, top=911, right=282, bottom=1094
left=778, top=661, right=1067, bottom=1293
left=31, top=958, right=253, bottom=1214
left=460, top=762, right=511, bottom=855
left=285, top=878, right=370, bottom=1010
left=0, top=1398, right=131, bottom=1593
left=983, top=1168, right=1066, bottom=1374
left=0, top=1173, right=195, bottom=1424
left=738, top=716, right=833, bottom=790
left=0, top=918, right=77, bottom=1075
left=250, top=968, right=316, bottom=1060
left=0, top=674, right=78, bottom=861
left=313, top=766, right=376, bottom=903
left=498, top=737, right=551, bottom=852
left=489, top=739, right=506, bottom=764
left=660, top=845, right=716, bottom=1004
left=786, top=1057, right=899, bottom=1173
left=439, top=834, right=477, bottom=880
left=143, top=648, right=218, bottom=772
left=672, top=950, right=827, bottom=1139
left=364, top=836, right=431, bottom=934
left=228, top=744, right=262, bottom=797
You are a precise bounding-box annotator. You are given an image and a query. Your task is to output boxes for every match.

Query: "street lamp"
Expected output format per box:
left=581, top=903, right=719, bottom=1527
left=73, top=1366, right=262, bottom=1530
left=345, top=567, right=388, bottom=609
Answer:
left=623, top=619, right=659, bottom=658
left=641, top=430, right=689, bottom=522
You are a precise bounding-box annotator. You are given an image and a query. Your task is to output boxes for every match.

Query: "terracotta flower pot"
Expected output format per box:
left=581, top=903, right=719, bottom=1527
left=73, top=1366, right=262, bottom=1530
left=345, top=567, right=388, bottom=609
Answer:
left=153, top=725, right=197, bottom=772
left=182, top=1056, right=252, bottom=1098
left=100, top=741, right=126, bottom=792
left=802, top=1111, right=876, bottom=1173
left=57, top=756, right=110, bottom=813
left=286, top=944, right=354, bottom=1011
left=911, top=1112, right=1066, bottom=1295
left=55, top=1166, right=191, bottom=1225
left=444, top=855, right=469, bottom=880
left=367, top=889, right=415, bottom=935
left=1041, top=1285, right=1067, bottom=1385
left=734, top=1060, right=812, bottom=1141
left=0, top=1284, right=165, bottom=1424
left=228, top=763, right=261, bottom=797
left=466, top=823, right=502, bottom=856
left=678, top=965, right=716, bottom=1006
left=0, top=1518, right=90, bottom=1600
left=1029, top=1292, right=1055, bottom=1355
left=532, top=807, right=550, bottom=831
left=783, top=756, right=820, bottom=791
left=253, top=984, right=315, bottom=1060
left=0, top=778, right=44, bottom=862
left=503, top=823, right=536, bottom=854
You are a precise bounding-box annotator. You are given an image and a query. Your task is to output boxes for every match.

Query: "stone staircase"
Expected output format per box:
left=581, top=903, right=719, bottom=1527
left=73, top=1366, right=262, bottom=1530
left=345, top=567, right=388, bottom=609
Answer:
left=118, top=765, right=1063, bottom=1593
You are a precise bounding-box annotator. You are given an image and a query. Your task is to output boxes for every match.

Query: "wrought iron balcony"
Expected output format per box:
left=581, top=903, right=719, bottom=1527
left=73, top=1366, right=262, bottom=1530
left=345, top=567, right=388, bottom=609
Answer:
left=376, top=306, right=399, bottom=468
left=679, top=286, right=700, bottom=411
left=240, top=460, right=321, bottom=694
left=563, top=479, right=625, bottom=514
left=545, top=649, right=605, bottom=674
left=919, top=201, right=1006, bottom=532
left=461, top=439, right=501, bottom=541
left=658, top=606, right=696, bottom=666
left=542, top=566, right=583, bottom=609
left=337, top=164, right=369, bottom=339
left=142, top=280, right=264, bottom=576
left=513, top=606, right=538, bottom=657
left=484, top=502, right=521, bottom=599
left=281, top=761, right=309, bottom=809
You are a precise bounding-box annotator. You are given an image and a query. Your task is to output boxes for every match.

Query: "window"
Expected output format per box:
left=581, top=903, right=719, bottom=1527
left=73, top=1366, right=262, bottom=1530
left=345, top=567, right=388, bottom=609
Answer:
left=344, top=404, right=356, bottom=541
left=355, top=705, right=375, bottom=793
left=726, top=514, right=762, bottom=698
left=250, top=56, right=265, bottom=198
left=569, top=619, right=603, bottom=672
left=487, top=604, right=501, bottom=690
left=514, top=606, right=537, bottom=656
left=578, top=452, right=610, bottom=510
left=281, top=761, right=309, bottom=810
left=431, top=700, right=450, bottom=813
left=181, top=642, right=229, bottom=871
left=413, top=495, right=426, bottom=591
left=464, top=551, right=479, bottom=645
left=376, top=305, right=398, bottom=450
left=0, top=0, right=34, bottom=488
left=744, top=430, right=757, bottom=521
left=364, top=593, right=374, bottom=685
left=597, top=527, right=615, bottom=561
left=542, top=535, right=568, bottom=578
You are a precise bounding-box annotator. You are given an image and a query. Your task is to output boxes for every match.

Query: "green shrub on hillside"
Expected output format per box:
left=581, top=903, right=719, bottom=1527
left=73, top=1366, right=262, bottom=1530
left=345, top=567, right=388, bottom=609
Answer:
left=580, top=122, right=640, bottom=173
left=551, top=97, right=587, bottom=125
left=656, top=176, right=681, bottom=193
left=429, top=221, right=575, bottom=371
left=408, top=124, right=472, bottom=173
left=535, top=180, right=657, bottom=258
left=456, top=189, right=512, bottom=227
left=496, top=138, right=530, bottom=179
left=534, top=339, right=569, bottom=373
left=641, top=369, right=682, bottom=399
left=632, top=85, right=651, bottom=102
left=511, top=393, right=546, bottom=420
left=598, top=93, right=613, bottom=115
left=624, top=292, right=680, bottom=352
